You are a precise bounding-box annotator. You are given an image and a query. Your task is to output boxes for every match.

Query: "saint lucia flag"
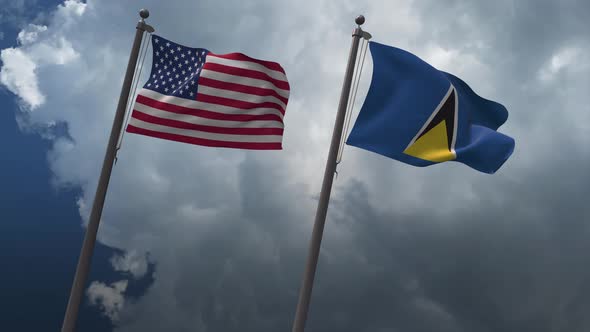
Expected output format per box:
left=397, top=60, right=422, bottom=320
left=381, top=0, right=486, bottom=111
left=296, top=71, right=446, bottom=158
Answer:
left=346, top=41, right=515, bottom=174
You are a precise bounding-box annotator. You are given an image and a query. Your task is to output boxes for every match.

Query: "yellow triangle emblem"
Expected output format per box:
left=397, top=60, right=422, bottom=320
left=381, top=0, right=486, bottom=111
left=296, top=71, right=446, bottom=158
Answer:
left=403, top=120, right=455, bottom=162
left=403, top=85, right=458, bottom=163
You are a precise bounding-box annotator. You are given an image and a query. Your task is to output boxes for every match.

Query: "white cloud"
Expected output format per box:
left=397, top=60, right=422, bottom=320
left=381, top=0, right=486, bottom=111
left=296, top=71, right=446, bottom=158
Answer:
left=538, top=46, right=588, bottom=83
left=0, top=33, right=79, bottom=110
left=87, top=280, right=128, bottom=321
left=110, top=251, right=149, bottom=279
left=60, top=0, right=86, bottom=17
left=17, top=24, right=48, bottom=45
left=0, top=1, right=84, bottom=110
left=419, top=44, right=495, bottom=96
left=0, top=47, right=44, bottom=108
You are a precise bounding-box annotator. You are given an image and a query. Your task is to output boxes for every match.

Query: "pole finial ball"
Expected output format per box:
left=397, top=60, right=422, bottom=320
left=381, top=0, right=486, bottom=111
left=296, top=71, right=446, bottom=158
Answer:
left=139, top=9, right=150, bottom=19
left=355, top=15, right=365, bottom=25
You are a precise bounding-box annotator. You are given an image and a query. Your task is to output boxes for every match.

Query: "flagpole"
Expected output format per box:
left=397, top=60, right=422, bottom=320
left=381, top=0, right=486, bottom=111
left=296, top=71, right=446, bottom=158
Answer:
left=61, top=9, right=154, bottom=332
left=291, top=15, right=366, bottom=332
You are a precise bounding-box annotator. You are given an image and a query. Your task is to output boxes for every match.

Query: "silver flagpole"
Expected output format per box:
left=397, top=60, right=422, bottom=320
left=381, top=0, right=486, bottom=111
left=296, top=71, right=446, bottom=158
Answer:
left=292, top=15, right=367, bottom=332
left=61, top=9, right=154, bottom=332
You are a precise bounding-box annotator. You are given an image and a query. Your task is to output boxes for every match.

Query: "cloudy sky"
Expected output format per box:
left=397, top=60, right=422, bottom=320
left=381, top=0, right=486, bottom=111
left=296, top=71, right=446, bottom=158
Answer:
left=1, top=0, right=589, bottom=331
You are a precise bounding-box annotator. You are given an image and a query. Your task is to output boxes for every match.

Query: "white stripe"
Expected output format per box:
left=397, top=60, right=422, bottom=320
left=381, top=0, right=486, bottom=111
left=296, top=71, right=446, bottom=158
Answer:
left=134, top=103, right=284, bottom=128
left=206, top=55, right=288, bottom=82
left=199, top=70, right=290, bottom=98
left=196, top=85, right=286, bottom=110
left=137, top=89, right=285, bottom=120
left=128, top=117, right=283, bottom=143
left=450, top=86, right=458, bottom=154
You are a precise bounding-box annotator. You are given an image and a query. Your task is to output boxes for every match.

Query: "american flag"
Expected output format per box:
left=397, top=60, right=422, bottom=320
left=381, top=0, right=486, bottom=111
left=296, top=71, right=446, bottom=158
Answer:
left=126, top=35, right=290, bottom=150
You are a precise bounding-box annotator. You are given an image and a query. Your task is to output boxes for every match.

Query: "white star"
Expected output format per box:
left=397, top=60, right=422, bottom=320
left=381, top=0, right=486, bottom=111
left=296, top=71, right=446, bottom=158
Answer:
left=166, top=42, right=170, bottom=47
left=172, top=84, right=176, bottom=88
left=155, top=63, right=159, bottom=68
left=158, top=69, right=162, bottom=74
left=178, top=80, right=182, bottom=85
left=164, top=87, right=169, bottom=92
left=170, top=49, right=175, bottom=54
left=154, top=79, right=158, bottom=83
left=163, top=65, right=168, bottom=70
left=184, top=60, right=189, bottom=65
left=155, top=84, right=159, bottom=88
left=169, top=61, right=173, bottom=66
left=155, top=51, right=160, bottom=56
left=154, top=38, right=159, bottom=43
left=159, top=58, right=164, bottom=63
left=160, top=75, right=164, bottom=79
left=165, top=53, right=169, bottom=58
left=152, top=74, right=156, bottom=78
left=174, top=56, right=179, bottom=61
left=147, top=83, right=151, bottom=87
left=178, top=63, right=182, bottom=68
left=160, top=46, right=164, bottom=51
left=172, top=68, right=176, bottom=72
left=181, top=53, right=185, bottom=58
left=191, top=80, right=195, bottom=85
left=177, top=46, right=181, bottom=51
left=190, top=92, right=194, bottom=96
left=166, top=72, right=171, bottom=76
left=169, top=77, right=173, bottom=82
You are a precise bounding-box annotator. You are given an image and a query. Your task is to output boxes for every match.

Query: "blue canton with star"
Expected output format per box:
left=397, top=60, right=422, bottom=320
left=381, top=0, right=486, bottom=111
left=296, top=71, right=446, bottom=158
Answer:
left=144, top=35, right=209, bottom=100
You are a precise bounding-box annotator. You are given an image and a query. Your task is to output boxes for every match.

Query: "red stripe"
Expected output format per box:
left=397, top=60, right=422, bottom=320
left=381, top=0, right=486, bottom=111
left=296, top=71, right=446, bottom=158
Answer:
left=126, top=124, right=282, bottom=150
left=196, top=93, right=285, bottom=114
left=202, top=63, right=290, bottom=91
left=136, top=94, right=284, bottom=123
left=198, top=77, right=289, bottom=105
left=131, top=110, right=284, bottom=136
left=207, top=53, right=286, bottom=74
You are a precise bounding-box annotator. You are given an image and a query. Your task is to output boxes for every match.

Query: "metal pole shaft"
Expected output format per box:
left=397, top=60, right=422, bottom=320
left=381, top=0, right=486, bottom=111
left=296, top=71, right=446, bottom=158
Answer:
left=292, top=18, right=365, bottom=332
left=61, top=11, right=151, bottom=332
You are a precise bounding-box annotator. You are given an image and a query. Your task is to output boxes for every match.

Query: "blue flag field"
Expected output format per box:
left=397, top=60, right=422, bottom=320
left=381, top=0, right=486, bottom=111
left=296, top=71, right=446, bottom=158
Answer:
left=346, top=41, right=515, bottom=174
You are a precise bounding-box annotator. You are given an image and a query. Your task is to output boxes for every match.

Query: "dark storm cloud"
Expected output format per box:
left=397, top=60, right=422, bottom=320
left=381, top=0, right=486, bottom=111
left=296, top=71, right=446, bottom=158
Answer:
left=118, top=142, right=589, bottom=332
left=297, top=2, right=590, bottom=331
left=103, top=1, right=590, bottom=330
left=298, top=141, right=590, bottom=331
left=307, top=2, right=590, bottom=330
left=412, top=0, right=589, bottom=67
left=410, top=0, right=590, bottom=126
